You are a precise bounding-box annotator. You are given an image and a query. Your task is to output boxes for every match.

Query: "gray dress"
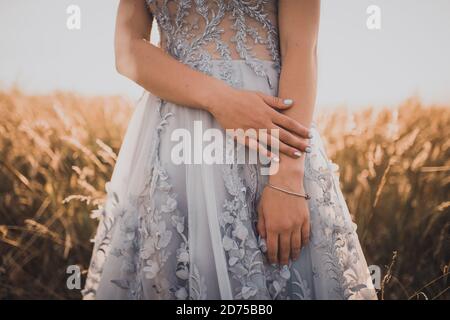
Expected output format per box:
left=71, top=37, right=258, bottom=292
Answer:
left=82, top=0, right=377, bottom=300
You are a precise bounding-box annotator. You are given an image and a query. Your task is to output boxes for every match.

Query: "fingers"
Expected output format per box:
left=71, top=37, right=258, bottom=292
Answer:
left=233, top=130, right=277, bottom=161
left=271, top=111, right=311, bottom=139
left=264, top=214, right=310, bottom=265
left=257, top=202, right=267, bottom=239
left=246, top=136, right=276, bottom=161
left=253, top=126, right=301, bottom=158
left=301, top=217, right=311, bottom=247
left=256, top=128, right=302, bottom=159
left=276, top=126, right=310, bottom=155
left=279, top=233, right=291, bottom=265
left=233, top=128, right=302, bottom=162
left=256, top=92, right=294, bottom=110
left=266, top=232, right=279, bottom=264
left=290, top=229, right=302, bottom=261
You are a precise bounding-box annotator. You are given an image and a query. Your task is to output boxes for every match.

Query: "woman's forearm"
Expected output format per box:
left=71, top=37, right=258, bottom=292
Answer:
left=278, top=49, right=317, bottom=135
left=116, top=38, right=231, bottom=112
left=270, top=0, right=320, bottom=189
left=114, top=0, right=230, bottom=112
left=275, top=49, right=318, bottom=171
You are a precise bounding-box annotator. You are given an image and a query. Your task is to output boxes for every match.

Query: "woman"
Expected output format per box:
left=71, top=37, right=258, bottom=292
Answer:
left=82, top=0, right=377, bottom=300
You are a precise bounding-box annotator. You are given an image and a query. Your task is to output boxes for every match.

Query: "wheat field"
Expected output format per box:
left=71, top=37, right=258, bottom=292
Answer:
left=0, top=88, right=448, bottom=300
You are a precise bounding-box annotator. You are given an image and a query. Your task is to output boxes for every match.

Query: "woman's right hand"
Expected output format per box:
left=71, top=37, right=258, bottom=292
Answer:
left=205, top=86, right=312, bottom=160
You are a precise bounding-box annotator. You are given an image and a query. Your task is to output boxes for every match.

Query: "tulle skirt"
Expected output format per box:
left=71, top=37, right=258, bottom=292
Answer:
left=82, top=60, right=377, bottom=300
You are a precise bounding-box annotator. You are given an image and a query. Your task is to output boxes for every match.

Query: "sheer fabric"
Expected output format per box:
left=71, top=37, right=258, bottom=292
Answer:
left=147, top=0, right=281, bottom=88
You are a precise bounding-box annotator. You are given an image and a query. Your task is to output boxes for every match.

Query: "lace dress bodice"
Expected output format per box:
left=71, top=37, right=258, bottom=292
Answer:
left=146, top=0, right=280, bottom=88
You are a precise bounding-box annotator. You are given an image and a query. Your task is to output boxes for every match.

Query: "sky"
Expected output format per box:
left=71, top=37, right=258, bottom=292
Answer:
left=1, top=0, right=450, bottom=109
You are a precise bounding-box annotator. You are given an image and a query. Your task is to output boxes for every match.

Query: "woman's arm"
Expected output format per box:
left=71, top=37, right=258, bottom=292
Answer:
left=274, top=0, right=320, bottom=178
left=257, top=0, right=321, bottom=265
left=115, top=0, right=312, bottom=158
left=115, top=0, right=223, bottom=111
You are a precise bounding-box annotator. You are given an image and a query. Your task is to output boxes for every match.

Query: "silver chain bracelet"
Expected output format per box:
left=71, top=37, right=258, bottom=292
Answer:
left=267, top=183, right=311, bottom=200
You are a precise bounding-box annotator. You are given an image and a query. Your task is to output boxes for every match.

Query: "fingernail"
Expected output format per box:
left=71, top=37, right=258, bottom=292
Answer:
left=272, top=156, right=280, bottom=163
left=308, top=132, right=313, bottom=139
left=305, top=146, right=312, bottom=153
left=294, top=151, right=302, bottom=157
left=283, top=99, right=293, bottom=106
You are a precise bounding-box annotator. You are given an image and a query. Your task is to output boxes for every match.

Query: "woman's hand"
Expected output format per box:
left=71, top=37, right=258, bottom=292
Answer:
left=257, top=166, right=310, bottom=265
left=205, top=86, right=311, bottom=159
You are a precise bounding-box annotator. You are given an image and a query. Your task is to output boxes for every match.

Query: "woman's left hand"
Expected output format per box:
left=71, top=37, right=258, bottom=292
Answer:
left=257, top=173, right=310, bottom=266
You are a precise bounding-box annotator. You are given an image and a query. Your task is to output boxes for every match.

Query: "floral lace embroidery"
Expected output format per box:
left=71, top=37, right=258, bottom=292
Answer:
left=291, top=268, right=312, bottom=300
left=81, top=184, right=118, bottom=299
left=220, top=164, right=269, bottom=299
left=146, top=0, right=280, bottom=88
left=303, top=125, right=376, bottom=300
left=83, top=99, right=208, bottom=300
